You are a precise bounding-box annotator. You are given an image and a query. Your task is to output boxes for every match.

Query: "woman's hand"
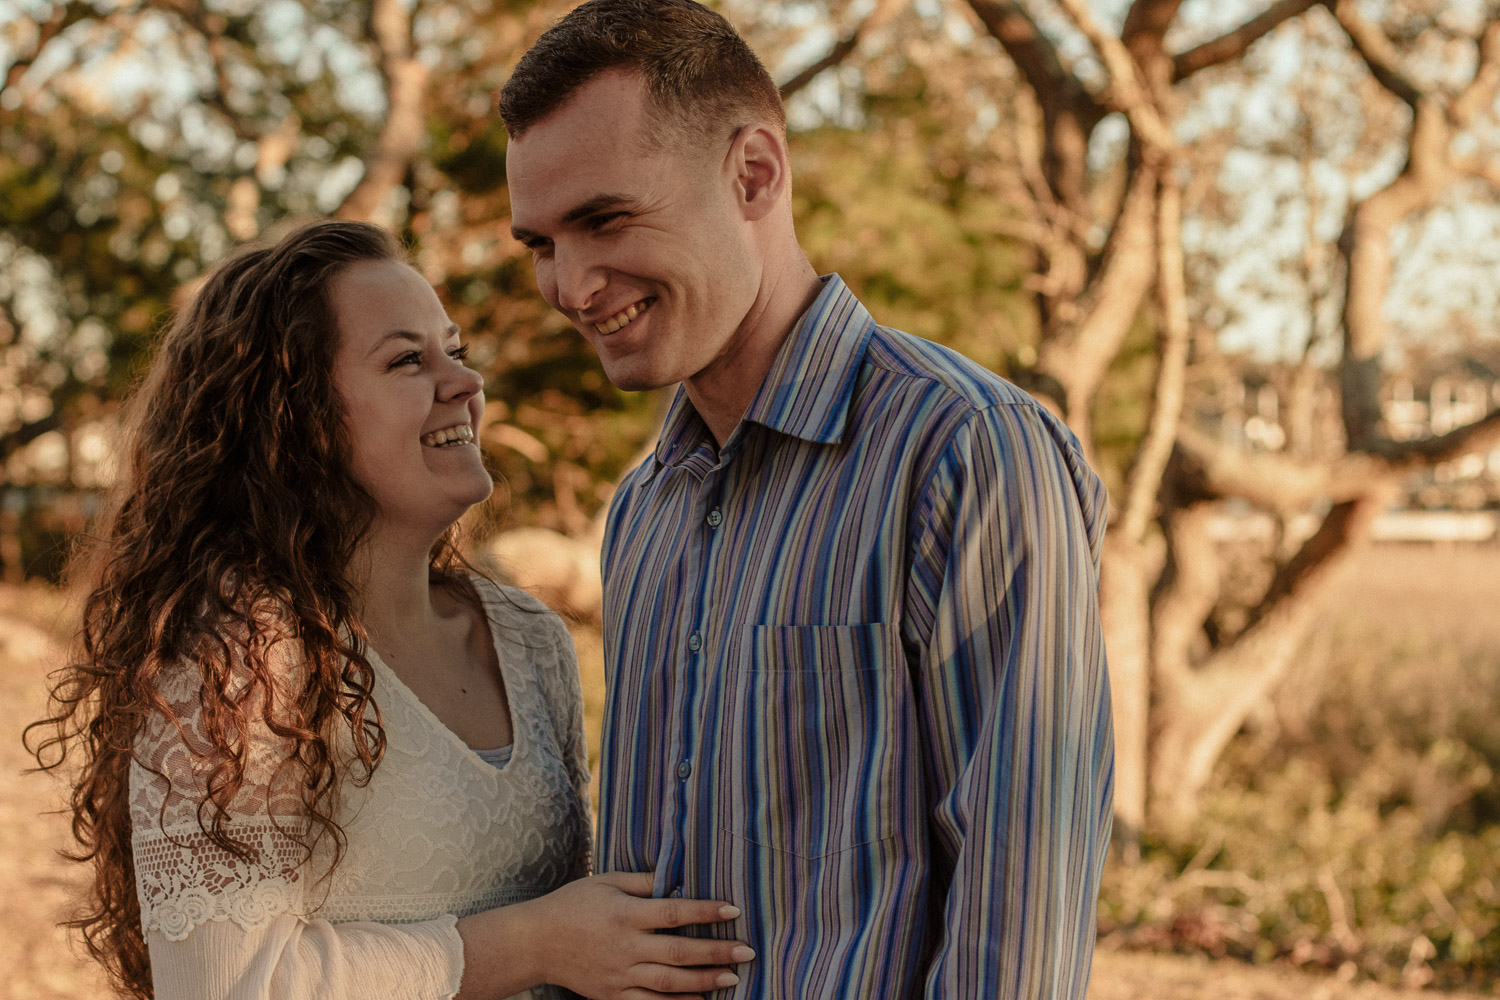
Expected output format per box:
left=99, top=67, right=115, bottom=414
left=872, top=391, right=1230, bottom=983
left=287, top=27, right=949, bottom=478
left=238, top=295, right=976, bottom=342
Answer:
left=456, top=872, right=753, bottom=1000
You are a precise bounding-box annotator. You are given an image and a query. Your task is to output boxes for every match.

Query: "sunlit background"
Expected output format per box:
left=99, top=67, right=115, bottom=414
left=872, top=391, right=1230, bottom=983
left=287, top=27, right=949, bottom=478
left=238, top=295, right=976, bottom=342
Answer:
left=2, top=1, right=1499, bottom=997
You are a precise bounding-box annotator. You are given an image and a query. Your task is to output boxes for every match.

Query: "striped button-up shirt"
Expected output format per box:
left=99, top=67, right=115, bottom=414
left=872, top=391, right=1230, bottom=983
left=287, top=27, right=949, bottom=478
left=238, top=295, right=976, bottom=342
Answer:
left=597, top=275, right=1113, bottom=999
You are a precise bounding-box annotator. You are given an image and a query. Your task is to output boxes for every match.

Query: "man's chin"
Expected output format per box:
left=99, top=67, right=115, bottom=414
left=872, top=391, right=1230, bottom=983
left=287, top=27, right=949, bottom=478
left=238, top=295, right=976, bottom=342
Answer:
left=598, top=362, right=676, bottom=394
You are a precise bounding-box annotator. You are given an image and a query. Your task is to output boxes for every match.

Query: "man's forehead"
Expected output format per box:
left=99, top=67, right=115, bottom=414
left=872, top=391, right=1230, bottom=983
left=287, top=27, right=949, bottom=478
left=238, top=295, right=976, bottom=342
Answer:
left=513, top=69, right=652, bottom=148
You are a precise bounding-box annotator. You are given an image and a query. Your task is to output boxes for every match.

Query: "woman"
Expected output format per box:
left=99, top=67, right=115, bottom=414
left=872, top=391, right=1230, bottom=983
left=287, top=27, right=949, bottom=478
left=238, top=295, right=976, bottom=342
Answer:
left=29, top=220, right=752, bottom=1000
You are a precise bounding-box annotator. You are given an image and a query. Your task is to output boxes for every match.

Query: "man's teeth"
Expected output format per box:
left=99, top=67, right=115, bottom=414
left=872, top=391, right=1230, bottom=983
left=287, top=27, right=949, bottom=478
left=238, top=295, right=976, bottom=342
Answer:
left=422, top=424, right=475, bottom=447
left=595, top=301, right=643, bottom=334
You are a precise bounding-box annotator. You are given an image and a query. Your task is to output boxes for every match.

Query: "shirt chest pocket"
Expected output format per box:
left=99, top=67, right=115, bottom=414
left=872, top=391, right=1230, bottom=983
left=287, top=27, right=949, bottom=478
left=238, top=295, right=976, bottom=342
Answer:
left=719, top=623, right=905, bottom=861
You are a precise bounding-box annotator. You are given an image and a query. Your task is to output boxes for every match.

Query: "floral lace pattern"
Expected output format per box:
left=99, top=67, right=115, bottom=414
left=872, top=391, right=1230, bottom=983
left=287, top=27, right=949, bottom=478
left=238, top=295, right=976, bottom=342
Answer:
left=129, top=581, right=591, bottom=943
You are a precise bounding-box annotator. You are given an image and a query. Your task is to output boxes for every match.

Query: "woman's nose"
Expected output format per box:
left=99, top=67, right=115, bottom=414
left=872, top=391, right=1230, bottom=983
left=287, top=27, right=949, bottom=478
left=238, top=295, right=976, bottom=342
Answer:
left=438, top=355, right=484, bottom=400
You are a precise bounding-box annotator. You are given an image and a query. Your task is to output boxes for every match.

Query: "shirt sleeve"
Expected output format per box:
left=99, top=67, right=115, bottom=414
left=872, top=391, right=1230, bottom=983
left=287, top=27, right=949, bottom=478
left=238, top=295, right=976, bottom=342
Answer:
left=901, top=402, right=1113, bottom=999
left=130, top=631, right=465, bottom=1000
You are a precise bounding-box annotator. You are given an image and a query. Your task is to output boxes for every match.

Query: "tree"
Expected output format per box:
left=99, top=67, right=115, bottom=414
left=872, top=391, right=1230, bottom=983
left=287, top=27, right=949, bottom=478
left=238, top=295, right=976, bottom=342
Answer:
left=953, top=0, right=1500, bottom=836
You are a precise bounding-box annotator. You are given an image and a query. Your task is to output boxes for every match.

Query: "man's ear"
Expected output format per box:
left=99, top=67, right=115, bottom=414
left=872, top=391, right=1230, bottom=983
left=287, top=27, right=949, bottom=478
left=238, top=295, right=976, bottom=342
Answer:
left=728, top=124, right=789, bottom=222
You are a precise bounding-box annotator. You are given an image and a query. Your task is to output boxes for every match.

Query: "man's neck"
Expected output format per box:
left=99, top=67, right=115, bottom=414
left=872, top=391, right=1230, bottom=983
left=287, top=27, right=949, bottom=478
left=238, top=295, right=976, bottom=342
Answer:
left=684, top=259, right=824, bottom=448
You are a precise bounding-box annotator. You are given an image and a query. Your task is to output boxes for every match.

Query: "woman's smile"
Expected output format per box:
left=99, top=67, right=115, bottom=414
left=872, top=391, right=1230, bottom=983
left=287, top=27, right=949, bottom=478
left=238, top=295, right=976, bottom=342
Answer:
left=421, top=422, right=476, bottom=448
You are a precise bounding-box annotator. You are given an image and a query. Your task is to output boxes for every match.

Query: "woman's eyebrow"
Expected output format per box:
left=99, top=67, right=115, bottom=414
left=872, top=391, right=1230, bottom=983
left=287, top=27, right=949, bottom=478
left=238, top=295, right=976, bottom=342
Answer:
left=363, top=324, right=460, bottom=358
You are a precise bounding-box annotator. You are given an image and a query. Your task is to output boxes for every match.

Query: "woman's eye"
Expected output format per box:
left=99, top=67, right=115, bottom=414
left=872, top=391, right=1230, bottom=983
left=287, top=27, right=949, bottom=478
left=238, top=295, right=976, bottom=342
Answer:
left=449, top=344, right=470, bottom=362
left=390, top=351, right=421, bottom=368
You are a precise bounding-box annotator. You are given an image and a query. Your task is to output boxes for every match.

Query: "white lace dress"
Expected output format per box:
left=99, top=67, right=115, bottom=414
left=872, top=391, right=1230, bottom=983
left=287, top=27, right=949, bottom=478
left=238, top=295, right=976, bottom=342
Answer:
left=129, top=581, right=591, bottom=1000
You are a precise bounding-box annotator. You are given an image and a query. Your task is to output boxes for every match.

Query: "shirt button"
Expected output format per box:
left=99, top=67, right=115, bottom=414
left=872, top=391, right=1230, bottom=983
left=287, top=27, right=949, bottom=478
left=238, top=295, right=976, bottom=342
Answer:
left=677, top=759, right=692, bottom=779
left=706, top=508, right=723, bottom=528
left=687, top=633, right=702, bottom=652
left=670, top=887, right=683, bottom=898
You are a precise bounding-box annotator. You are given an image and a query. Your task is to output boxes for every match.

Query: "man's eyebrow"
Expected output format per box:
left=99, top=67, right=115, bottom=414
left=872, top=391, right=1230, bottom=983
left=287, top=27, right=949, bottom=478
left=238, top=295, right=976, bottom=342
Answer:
left=511, top=194, right=642, bottom=242
left=562, top=193, right=639, bottom=223
left=364, top=324, right=461, bottom=358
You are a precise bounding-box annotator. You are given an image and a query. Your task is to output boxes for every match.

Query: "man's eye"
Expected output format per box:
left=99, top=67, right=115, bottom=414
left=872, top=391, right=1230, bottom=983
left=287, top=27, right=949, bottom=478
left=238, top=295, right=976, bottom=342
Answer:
left=590, top=213, right=627, bottom=230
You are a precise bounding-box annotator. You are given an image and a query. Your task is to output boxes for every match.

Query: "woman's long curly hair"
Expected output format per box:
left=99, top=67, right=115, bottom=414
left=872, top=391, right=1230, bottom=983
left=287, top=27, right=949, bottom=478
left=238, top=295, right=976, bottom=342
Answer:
left=26, top=219, right=474, bottom=999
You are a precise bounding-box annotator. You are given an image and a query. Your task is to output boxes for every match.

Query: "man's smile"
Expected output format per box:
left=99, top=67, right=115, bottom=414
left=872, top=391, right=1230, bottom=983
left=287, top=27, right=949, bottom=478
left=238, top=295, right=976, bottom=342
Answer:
left=593, top=297, right=655, bottom=335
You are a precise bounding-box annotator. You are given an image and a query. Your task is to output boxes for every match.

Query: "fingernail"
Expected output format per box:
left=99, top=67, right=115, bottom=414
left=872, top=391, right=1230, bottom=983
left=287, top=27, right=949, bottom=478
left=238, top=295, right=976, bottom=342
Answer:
left=718, top=904, right=741, bottom=919
left=731, top=945, right=756, bottom=962
left=717, top=972, right=741, bottom=988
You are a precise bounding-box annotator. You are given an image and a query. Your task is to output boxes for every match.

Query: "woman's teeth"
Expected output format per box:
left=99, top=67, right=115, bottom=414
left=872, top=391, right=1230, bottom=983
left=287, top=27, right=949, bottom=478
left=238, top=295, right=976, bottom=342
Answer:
left=595, top=300, right=647, bottom=334
left=422, top=424, right=475, bottom=448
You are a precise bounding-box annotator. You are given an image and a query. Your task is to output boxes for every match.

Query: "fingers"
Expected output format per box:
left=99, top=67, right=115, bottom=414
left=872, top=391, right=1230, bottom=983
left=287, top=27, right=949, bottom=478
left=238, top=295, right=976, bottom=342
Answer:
left=645, top=896, right=743, bottom=929
left=597, top=871, right=657, bottom=897
left=645, top=934, right=756, bottom=970
left=623, top=963, right=743, bottom=997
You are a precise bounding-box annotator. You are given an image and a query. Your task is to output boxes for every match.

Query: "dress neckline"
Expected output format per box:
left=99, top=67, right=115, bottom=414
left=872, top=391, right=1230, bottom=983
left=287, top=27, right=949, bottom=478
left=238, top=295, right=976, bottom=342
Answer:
left=363, top=577, right=526, bottom=777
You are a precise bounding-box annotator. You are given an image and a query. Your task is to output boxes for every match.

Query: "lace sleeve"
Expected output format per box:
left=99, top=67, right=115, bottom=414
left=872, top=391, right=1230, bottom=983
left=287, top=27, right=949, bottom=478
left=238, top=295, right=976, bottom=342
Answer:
left=130, top=631, right=465, bottom=1000
left=128, top=630, right=315, bottom=940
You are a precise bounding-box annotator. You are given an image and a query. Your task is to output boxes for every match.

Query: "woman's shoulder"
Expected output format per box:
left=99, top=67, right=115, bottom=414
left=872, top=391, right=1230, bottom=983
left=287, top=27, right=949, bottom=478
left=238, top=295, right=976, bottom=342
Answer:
left=465, top=574, right=571, bottom=645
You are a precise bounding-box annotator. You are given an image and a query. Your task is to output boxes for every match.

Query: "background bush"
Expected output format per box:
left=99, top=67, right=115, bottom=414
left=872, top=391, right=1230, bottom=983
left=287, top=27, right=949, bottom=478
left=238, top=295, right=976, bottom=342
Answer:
left=1098, top=545, right=1500, bottom=991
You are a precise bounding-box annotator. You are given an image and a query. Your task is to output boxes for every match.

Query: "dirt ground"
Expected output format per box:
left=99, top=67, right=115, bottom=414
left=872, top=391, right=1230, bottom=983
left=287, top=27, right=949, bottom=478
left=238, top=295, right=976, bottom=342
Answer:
left=1, top=555, right=1494, bottom=1000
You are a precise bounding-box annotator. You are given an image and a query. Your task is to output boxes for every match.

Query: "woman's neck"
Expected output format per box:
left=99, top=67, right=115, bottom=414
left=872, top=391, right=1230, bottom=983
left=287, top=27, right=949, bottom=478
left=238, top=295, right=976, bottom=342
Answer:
left=351, top=525, right=445, bottom=640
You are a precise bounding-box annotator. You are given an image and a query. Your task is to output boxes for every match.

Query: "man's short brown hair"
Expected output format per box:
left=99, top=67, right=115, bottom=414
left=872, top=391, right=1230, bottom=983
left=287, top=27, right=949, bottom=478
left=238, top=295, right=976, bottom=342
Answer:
left=498, top=0, right=785, bottom=149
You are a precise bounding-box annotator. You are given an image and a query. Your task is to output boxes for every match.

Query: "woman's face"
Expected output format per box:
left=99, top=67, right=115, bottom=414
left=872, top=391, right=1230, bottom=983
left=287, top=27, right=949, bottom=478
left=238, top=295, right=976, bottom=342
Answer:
left=328, top=259, right=492, bottom=537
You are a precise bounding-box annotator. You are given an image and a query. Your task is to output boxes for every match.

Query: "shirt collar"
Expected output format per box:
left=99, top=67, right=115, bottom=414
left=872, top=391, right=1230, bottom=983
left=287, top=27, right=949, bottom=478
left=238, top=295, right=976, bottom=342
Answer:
left=654, top=274, right=874, bottom=468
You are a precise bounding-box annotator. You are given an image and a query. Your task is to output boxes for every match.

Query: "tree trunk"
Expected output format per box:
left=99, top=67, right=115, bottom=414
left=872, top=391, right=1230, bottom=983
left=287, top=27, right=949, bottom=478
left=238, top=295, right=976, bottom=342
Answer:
left=1098, top=531, right=1158, bottom=845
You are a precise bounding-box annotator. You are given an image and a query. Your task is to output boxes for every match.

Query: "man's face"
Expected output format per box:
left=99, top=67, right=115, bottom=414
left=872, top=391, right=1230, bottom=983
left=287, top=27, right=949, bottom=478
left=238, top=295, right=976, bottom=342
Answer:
left=506, top=70, right=764, bottom=392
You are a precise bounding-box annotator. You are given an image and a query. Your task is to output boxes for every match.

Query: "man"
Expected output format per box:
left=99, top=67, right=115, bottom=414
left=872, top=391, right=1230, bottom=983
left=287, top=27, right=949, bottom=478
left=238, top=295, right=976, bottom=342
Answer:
left=500, top=2, right=1113, bottom=997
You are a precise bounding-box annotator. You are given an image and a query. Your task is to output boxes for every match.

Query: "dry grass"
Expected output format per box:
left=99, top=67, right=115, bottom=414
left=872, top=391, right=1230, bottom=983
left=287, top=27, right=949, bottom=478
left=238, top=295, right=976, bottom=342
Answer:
left=1, top=587, right=111, bottom=1000
left=1329, top=544, right=1500, bottom=646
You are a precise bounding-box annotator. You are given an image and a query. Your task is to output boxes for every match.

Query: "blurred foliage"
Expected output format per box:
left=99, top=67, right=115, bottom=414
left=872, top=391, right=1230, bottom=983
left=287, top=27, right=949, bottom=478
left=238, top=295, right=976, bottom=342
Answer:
left=0, top=0, right=1049, bottom=565
left=1099, top=562, right=1500, bottom=990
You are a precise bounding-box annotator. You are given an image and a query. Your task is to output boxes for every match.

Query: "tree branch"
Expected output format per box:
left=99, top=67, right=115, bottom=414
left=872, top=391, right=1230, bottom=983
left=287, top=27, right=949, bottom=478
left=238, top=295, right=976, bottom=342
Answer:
left=1120, top=177, right=1190, bottom=543
left=1053, top=0, right=1176, bottom=153
left=1245, top=495, right=1385, bottom=633
left=1172, top=0, right=1326, bottom=82
left=966, top=0, right=1106, bottom=126
left=2, top=0, right=95, bottom=94
left=1329, top=0, right=1424, bottom=108
left=0, top=414, right=63, bottom=466
left=779, top=0, right=913, bottom=99
left=1450, top=18, right=1500, bottom=128
left=1368, top=406, right=1500, bottom=467
left=1458, top=154, right=1500, bottom=190
left=334, top=0, right=430, bottom=222
left=1173, top=400, right=1500, bottom=512
left=1122, top=0, right=1186, bottom=57
left=1149, top=503, right=1220, bottom=686
left=1038, top=160, right=1159, bottom=414
left=1172, top=424, right=1390, bottom=511
left=1337, top=98, right=1450, bottom=448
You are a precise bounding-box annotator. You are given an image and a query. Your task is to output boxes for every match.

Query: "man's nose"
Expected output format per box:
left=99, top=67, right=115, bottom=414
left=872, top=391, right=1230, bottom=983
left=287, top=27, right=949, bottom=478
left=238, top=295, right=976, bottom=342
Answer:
left=552, top=245, right=606, bottom=314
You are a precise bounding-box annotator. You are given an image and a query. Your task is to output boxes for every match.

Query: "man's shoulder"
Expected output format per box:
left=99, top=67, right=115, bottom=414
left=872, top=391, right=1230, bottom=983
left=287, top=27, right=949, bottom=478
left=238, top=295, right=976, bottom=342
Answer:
left=861, top=322, right=1047, bottom=423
